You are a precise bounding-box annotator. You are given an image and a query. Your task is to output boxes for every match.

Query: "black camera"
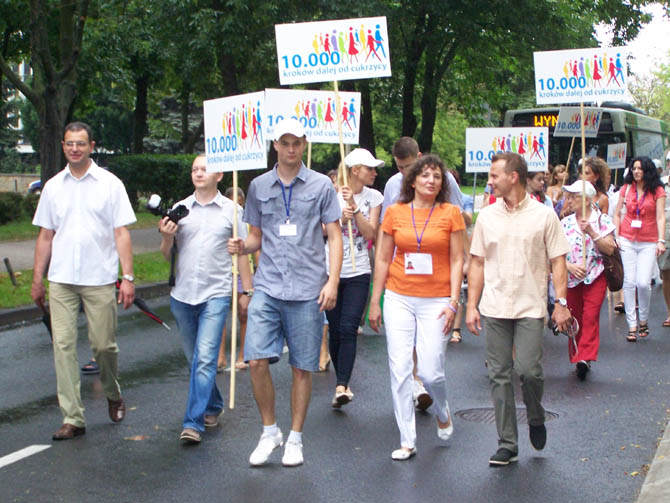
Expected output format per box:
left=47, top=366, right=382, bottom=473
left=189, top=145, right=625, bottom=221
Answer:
left=146, top=194, right=189, bottom=224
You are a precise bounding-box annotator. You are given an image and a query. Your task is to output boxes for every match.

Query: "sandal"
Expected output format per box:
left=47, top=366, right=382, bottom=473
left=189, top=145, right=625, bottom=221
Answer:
left=662, top=318, right=670, bottom=328
left=614, top=302, right=625, bottom=314
left=626, top=329, right=638, bottom=342
left=81, top=359, right=100, bottom=375
left=638, top=323, right=649, bottom=338
left=449, top=329, right=462, bottom=343
left=235, top=361, right=249, bottom=370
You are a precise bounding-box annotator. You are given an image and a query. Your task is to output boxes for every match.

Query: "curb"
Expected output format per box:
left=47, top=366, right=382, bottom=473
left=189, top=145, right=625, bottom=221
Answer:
left=0, top=282, right=170, bottom=330
left=636, top=415, right=670, bottom=503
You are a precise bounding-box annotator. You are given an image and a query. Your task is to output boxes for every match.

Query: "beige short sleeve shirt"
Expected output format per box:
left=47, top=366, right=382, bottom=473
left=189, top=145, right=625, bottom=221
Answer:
left=470, top=194, right=569, bottom=319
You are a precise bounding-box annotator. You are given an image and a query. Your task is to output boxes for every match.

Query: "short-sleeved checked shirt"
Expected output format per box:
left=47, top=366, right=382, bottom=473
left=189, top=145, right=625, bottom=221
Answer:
left=244, top=164, right=341, bottom=301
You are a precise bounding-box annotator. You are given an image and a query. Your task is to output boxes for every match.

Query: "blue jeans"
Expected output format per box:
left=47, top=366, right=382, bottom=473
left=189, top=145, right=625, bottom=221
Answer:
left=245, top=290, right=322, bottom=371
left=326, top=274, right=370, bottom=387
left=170, top=296, right=230, bottom=432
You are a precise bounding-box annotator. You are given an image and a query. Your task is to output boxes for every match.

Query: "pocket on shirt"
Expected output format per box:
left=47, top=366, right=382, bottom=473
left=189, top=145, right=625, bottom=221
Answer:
left=257, top=194, right=281, bottom=225
left=293, top=193, right=318, bottom=219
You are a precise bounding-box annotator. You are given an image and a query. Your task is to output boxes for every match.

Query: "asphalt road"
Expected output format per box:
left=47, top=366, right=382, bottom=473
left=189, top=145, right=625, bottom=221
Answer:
left=1, top=291, right=669, bottom=503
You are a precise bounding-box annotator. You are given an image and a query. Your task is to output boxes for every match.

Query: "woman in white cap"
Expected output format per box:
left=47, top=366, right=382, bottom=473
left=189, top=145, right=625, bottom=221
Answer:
left=325, top=148, right=383, bottom=408
left=560, top=180, right=616, bottom=379
left=613, top=156, right=666, bottom=341
left=369, top=154, right=465, bottom=460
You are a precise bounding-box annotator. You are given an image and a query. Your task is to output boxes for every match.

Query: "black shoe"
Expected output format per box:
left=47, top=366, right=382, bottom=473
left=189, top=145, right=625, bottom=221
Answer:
left=489, top=448, right=518, bottom=466
left=576, top=360, right=590, bottom=381
left=529, top=423, right=546, bottom=450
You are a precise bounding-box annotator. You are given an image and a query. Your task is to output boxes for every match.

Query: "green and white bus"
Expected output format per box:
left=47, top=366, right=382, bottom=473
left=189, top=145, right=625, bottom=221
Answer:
left=503, top=102, right=669, bottom=177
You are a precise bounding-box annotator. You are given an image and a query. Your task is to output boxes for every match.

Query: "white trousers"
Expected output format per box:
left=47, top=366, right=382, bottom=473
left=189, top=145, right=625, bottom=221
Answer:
left=620, top=237, right=657, bottom=328
left=383, top=289, right=450, bottom=449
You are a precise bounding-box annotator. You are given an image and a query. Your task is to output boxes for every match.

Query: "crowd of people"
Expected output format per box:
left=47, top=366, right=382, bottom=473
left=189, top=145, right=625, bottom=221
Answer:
left=30, top=119, right=670, bottom=469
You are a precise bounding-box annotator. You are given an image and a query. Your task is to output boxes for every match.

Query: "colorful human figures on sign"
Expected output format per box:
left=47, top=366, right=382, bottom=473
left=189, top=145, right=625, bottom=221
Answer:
left=491, top=132, right=545, bottom=161
left=310, top=23, right=388, bottom=66
left=284, top=95, right=358, bottom=133
left=561, top=52, right=625, bottom=88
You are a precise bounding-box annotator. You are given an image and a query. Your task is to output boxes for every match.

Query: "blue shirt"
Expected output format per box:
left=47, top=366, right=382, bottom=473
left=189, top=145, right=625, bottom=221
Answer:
left=460, top=191, right=474, bottom=214
left=244, top=164, right=341, bottom=301
left=380, top=170, right=463, bottom=222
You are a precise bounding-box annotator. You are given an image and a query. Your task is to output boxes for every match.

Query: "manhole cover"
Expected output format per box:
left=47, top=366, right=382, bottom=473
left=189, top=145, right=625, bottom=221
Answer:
left=455, top=408, right=559, bottom=424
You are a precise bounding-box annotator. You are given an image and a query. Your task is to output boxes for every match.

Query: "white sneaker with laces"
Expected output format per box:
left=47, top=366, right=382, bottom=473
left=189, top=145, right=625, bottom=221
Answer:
left=249, top=429, right=283, bottom=466
left=282, top=440, right=304, bottom=467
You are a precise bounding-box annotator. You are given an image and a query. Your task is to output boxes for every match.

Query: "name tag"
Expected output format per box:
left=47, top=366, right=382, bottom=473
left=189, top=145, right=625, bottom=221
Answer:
left=279, top=223, right=297, bottom=236
left=631, top=219, right=642, bottom=228
left=404, top=252, right=433, bottom=275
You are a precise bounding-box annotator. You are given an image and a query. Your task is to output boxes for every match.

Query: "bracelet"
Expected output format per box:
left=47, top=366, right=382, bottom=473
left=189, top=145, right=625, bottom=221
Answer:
left=659, top=239, right=666, bottom=244
left=352, top=206, right=360, bottom=215
left=447, top=302, right=458, bottom=314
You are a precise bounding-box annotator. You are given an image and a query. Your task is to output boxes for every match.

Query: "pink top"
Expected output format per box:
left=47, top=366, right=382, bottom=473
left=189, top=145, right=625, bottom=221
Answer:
left=619, top=184, right=665, bottom=242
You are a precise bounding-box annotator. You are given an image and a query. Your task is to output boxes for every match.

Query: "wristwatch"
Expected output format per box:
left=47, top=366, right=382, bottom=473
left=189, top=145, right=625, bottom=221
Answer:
left=242, top=289, right=254, bottom=297
left=554, top=297, right=567, bottom=307
left=121, top=274, right=135, bottom=283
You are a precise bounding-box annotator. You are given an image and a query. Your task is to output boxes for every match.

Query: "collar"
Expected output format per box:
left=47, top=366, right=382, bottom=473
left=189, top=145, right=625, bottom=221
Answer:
left=186, top=191, right=226, bottom=208
left=65, top=160, right=100, bottom=180
left=271, top=163, right=308, bottom=186
left=503, top=192, right=530, bottom=213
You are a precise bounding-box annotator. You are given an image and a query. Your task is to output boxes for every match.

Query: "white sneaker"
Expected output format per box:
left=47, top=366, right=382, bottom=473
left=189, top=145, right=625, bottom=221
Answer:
left=282, top=440, right=304, bottom=467
left=249, top=429, right=283, bottom=466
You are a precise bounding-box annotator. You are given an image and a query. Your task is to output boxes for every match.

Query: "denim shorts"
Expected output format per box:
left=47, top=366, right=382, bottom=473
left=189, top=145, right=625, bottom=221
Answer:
left=245, top=290, right=322, bottom=371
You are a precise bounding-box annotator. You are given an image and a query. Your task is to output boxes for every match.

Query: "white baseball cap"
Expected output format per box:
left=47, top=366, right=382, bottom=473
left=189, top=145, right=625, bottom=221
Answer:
left=562, top=180, right=596, bottom=197
left=344, top=148, right=385, bottom=168
left=273, top=118, right=306, bottom=141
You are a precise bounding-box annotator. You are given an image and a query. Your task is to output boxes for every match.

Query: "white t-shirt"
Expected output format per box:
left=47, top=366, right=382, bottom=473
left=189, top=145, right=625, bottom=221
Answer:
left=327, top=186, right=383, bottom=278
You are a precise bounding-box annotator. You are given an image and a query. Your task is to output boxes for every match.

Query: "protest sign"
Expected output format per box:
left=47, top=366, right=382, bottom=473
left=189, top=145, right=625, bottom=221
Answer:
left=465, top=127, right=549, bottom=173
left=203, top=91, right=267, bottom=173
left=534, top=47, right=629, bottom=105
left=275, top=17, right=391, bottom=85
left=607, top=142, right=627, bottom=170
left=553, top=106, right=602, bottom=138
left=265, top=88, right=361, bottom=144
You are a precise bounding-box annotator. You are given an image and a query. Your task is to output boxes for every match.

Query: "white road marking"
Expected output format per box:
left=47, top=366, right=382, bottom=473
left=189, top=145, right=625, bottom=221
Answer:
left=0, top=445, right=51, bottom=469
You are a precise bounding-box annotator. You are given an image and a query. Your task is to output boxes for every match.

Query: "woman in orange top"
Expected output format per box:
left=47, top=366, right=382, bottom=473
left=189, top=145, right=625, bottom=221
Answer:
left=369, top=154, right=465, bottom=460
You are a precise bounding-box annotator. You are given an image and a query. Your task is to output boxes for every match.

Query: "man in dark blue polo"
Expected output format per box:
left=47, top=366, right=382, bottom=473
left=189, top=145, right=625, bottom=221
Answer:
left=228, top=118, right=342, bottom=467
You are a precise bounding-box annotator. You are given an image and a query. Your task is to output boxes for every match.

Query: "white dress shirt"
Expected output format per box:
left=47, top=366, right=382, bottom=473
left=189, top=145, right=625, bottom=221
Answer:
left=32, top=161, right=136, bottom=285
left=170, top=192, right=247, bottom=305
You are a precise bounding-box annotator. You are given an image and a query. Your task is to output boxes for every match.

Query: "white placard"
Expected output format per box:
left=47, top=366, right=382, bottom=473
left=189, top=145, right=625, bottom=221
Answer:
left=465, top=127, right=549, bottom=173
left=534, top=47, right=629, bottom=105
left=607, top=142, right=627, bottom=170
left=203, top=91, right=267, bottom=173
left=264, top=89, right=361, bottom=144
left=275, top=17, right=391, bottom=85
left=553, top=107, right=602, bottom=138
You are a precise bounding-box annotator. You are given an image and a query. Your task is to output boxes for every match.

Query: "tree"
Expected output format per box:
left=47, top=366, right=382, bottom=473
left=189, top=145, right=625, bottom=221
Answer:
left=0, top=0, right=90, bottom=183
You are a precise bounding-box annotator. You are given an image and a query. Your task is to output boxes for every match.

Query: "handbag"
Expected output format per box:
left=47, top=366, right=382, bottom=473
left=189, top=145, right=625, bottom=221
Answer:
left=597, top=213, right=624, bottom=291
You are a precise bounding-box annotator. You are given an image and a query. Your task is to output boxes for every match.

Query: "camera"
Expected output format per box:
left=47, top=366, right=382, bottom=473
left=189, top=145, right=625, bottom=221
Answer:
left=146, top=194, right=189, bottom=224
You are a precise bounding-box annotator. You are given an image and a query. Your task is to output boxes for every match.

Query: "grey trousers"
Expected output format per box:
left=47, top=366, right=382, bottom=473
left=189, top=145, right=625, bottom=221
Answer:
left=483, top=316, right=545, bottom=452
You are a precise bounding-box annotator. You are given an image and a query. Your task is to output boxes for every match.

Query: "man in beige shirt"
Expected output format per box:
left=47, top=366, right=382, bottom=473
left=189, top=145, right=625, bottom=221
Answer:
left=466, top=152, right=571, bottom=466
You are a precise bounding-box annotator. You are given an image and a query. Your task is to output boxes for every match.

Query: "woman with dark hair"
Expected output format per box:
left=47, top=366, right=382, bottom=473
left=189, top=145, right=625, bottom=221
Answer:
left=369, top=154, right=465, bottom=460
left=582, top=157, right=610, bottom=214
left=613, top=156, right=666, bottom=341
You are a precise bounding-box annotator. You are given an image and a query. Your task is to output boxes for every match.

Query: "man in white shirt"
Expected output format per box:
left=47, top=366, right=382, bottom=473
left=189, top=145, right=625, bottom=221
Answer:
left=31, top=122, right=137, bottom=440
left=159, top=155, right=252, bottom=443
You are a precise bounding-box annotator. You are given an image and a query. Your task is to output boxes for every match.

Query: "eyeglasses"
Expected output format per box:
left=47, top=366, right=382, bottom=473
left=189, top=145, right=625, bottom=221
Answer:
left=64, top=141, right=88, bottom=148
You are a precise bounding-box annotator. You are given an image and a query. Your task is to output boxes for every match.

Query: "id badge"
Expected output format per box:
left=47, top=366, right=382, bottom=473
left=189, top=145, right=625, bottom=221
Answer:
left=279, top=223, right=298, bottom=236
left=631, top=219, right=642, bottom=228
left=404, top=252, right=433, bottom=275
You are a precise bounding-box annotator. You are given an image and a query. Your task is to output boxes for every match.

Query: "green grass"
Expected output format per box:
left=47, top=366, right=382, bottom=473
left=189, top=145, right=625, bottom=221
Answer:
left=0, top=210, right=159, bottom=243
left=0, top=251, right=170, bottom=309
